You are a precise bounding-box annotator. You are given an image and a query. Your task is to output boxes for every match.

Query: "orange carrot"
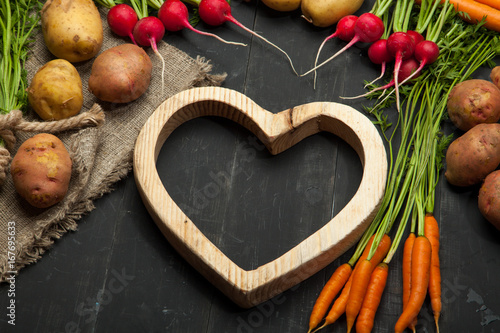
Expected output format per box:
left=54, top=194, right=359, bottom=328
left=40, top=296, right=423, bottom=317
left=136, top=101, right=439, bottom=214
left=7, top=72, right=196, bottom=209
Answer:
left=402, top=232, right=417, bottom=331
left=316, top=273, right=353, bottom=332
left=394, top=236, right=432, bottom=333
left=367, top=234, right=392, bottom=267
left=402, top=233, right=415, bottom=309
left=355, top=262, right=389, bottom=333
left=307, top=263, right=352, bottom=332
left=425, top=214, right=442, bottom=331
left=415, top=0, right=500, bottom=32
left=314, top=234, right=391, bottom=331
left=346, top=259, right=373, bottom=332
left=475, top=0, right=500, bottom=11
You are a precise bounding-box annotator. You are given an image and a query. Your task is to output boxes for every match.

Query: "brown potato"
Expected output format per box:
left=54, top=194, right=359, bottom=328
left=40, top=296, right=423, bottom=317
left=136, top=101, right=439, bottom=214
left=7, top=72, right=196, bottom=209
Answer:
left=478, top=170, right=500, bottom=230
left=88, top=43, right=152, bottom=103
left=28, top=59, right=83, bottom=120
left=490, top=66, right=500, bottom=89
left=445, top=123, right=500, bottom=187
left=41, top=0, right=103, bottom=62
left=10, top=133, right=72, bottom=209
left=447, top=79, right=500, bottom=131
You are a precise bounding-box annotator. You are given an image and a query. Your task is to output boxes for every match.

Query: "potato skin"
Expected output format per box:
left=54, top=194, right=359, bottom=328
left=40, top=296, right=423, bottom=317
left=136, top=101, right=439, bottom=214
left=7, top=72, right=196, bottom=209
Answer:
left=301, top=0, right=364, bottom=27
left=447, top=79, right=500, bottom=131
left=261, top=0, right=301, bottom=11
left=88, top=43, right=152, bottom=103
left=28, top=59, right=83, bottom=120
left=41, top=0, right=103, bottom=63
left=10, top=133, right=72, bottom=209
left=478, top=170, right=500, bottom=230
left=445, top=123, right=500, bottom=187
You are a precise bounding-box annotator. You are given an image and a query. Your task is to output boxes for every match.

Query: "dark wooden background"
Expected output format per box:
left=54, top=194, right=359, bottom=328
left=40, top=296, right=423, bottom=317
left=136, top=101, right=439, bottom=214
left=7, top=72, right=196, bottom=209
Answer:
left=2, top=0, right=500, bottom=332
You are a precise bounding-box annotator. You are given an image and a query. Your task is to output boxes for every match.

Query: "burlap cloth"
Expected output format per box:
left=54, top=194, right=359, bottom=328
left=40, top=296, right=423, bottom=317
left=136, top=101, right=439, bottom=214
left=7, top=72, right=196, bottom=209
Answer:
left=0, top=8, right=225, bottom=282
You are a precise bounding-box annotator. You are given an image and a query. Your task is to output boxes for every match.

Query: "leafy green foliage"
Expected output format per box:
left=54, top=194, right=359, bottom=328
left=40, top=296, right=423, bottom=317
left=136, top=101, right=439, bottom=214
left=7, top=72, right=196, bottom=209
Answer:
left=0, top=0, right=42, bottom=115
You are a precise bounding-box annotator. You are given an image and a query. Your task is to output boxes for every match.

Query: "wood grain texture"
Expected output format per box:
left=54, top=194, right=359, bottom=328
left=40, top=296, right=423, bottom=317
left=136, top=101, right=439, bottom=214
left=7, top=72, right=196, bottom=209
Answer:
left=133, top=86, right=387, bottom=308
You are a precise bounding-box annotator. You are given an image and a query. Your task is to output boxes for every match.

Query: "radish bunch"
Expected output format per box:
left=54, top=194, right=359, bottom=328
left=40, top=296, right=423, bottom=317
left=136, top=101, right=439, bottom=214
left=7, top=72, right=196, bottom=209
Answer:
left=369, top=30, right=439, bottom=110
left=106, top=0, right=245, bottom=47
left=340, top=29, right=439, bottom=112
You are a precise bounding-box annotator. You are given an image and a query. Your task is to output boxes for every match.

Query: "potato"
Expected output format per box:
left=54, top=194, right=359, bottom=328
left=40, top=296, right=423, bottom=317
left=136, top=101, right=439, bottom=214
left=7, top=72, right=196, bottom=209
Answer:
left=490, top=66, right=500, bottom=89
left=10, top=133, right=72, bottom=209
left=478, top=170, right=500, bottom=230
left=88, top=43, right=152, bottom=103
left=261, top=0, right=301, bottom=11
left=41, top=0, right=103, bottom=63
left=28, top=59, right=83, bottom=120
left=447, top=79, right=500, bottom=131
left=445, top=123, right=500, bottom=187
left=301, top=0, right=364, bottom=27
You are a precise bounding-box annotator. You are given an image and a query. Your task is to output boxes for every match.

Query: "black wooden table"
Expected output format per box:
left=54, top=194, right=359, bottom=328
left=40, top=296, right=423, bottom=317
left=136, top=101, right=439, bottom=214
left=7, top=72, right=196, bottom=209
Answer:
left=2, top=1, right=500, bottom=332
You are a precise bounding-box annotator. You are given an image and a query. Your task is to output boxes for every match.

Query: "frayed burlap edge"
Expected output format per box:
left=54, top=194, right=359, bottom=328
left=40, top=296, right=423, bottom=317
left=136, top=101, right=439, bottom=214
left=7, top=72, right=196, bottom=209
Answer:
left=0, top=58, right=226, bottom=282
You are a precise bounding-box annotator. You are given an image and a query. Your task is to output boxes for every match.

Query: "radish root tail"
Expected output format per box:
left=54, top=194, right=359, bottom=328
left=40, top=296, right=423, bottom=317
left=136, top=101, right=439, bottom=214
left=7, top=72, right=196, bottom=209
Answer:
left=188, top=26, right=247, bottom=46
left=301, top=36, right=359, bottom=77
left=227, top=16, right=298, bottom=76
left=364, top=62, right=387, bottom=88
left=151, top=38, right=165, bottom=95
left=313, top=34, right=335, bottom=89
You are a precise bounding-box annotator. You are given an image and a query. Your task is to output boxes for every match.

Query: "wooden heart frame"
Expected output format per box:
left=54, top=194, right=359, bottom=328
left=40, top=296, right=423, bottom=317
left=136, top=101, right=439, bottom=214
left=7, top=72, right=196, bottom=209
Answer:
left=133, top=87, right=387, bottom=308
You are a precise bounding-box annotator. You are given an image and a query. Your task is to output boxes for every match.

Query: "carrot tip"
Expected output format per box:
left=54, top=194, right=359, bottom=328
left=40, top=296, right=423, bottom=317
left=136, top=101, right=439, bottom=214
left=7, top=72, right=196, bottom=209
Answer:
left=435, top=315, right=440, bottom=333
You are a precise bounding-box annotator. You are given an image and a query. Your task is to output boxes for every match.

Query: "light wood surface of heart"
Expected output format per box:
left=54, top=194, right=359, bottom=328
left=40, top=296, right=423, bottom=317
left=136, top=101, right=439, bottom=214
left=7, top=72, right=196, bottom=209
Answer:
left=133, top=86, right=387, bottom=308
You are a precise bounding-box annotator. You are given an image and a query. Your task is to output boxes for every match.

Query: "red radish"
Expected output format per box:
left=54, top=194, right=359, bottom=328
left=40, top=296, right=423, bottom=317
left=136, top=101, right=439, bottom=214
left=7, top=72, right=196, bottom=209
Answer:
left=107, top=4, right=138, bottom=44
left=415, top=40, right=440, bottom=64
left=313, top=15, right=358, bottom=88
left=301, top=13, right=385, bottom=77
left=366, top=39, right=394, bottom=86
left=403, top=40, right=440, bottom=82
left=158, top=0, right=245, bottom=46
left=197, top=0, right=297, bottom=74
left=133, top=16, right=166, bottom=93
left=406, top=30, right=424, bottom=47
left=386, top=31, right=416, bottom=111
left=133, top=16, right=165, bottom=49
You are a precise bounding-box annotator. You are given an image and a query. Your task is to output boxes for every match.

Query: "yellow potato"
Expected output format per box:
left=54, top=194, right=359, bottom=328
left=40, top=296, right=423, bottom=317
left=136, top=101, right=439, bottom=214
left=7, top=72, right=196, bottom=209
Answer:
left=41, top=0, right=103, bottom=62
left=11, top=133, right=72, bottom=209
left=301, top=0, right=364, bottom=27
left=28, top=59, right=83, bottom=120
left=261, top=0, right=301, bottom=12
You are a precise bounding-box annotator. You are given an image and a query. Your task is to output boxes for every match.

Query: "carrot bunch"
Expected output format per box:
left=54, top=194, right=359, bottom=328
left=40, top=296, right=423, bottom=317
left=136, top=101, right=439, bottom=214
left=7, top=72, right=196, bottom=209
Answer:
left=307, top=232, right=391, bottom=333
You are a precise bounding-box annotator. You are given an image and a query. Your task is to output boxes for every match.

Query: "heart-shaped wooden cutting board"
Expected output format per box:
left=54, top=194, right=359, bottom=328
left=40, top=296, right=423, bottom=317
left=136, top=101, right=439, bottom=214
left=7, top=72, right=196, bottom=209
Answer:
left=133, top=87, right=387, bottom=308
